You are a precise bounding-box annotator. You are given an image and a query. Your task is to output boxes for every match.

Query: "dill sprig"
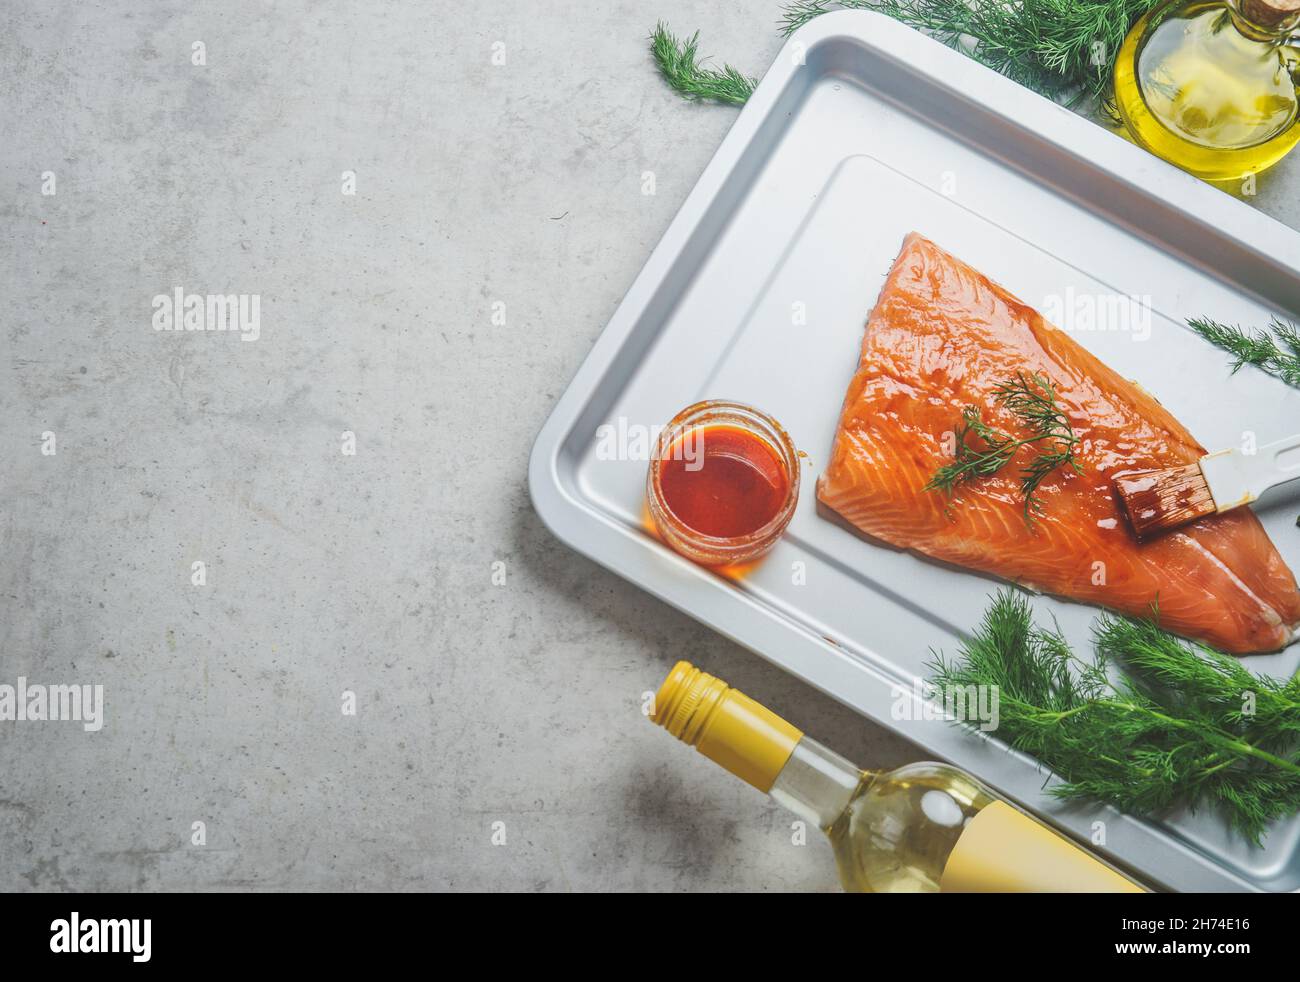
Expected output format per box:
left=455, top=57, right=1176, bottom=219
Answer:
left=930, top=590, right=1300, bottom=844
left=652, top=1, right=1159, bottom=108
left=993, top=372, right=1085, bottom=516
left=926, top=372, right=1083, bottom=523
left=650, top=23, right=756, bottom=105
left=1187, top=315, right=1300, bottom=389
left=1188, top=315, right=1300, bottom=526
left=781, top=0, right=1160, bottom=104
left=925, top=406, right=1019, bottom=489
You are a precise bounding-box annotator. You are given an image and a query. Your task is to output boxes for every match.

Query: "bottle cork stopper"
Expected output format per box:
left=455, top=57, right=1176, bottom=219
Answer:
left=1239, top=0, right=1300, bottom=27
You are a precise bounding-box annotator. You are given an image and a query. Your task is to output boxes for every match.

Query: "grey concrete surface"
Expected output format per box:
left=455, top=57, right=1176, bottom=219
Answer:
left=3, top=1, right=1298, bottom=893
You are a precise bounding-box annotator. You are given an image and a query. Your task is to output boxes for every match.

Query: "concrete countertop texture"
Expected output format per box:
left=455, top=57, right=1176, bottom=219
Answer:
left=3, top=0, right=1298, bottom=892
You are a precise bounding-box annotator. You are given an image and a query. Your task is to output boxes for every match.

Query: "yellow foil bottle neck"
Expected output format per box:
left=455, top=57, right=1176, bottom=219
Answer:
left=651, top=661, right=803, bottom=793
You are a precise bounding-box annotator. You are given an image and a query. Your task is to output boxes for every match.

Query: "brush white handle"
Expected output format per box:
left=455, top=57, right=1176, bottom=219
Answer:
left=1200, top=434, right=1300, bottom=511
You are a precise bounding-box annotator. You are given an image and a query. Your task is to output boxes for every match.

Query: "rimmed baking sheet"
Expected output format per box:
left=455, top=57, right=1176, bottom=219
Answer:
left=530, top=11, right=1300, bottom=891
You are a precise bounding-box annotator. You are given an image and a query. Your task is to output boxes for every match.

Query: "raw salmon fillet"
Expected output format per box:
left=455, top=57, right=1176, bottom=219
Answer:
left=818, top=233, right=1300, bottom=654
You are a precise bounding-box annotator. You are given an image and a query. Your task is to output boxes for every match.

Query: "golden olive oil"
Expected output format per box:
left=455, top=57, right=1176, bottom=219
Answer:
left=1114, top=0, right=1300, bottom=180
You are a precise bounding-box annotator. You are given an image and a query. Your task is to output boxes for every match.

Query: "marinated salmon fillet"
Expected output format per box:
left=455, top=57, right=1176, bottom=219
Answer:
left=818, top=233, right=1300, bottom=654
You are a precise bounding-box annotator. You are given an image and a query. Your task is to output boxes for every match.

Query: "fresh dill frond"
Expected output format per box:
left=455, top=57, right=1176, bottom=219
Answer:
left=994, top=372, right=1085, bottom=519
left=650, top=23, right=756, bottom=105
left=1189, top=315, right=1300, bottom=525
left=779, top=0, right=1162, bottom=105
left=1275, top=320, right=1300, bottom=360
left=653, top=1, right=1159, bottom=109
left=931, top=590, right=1300, bottom=844
left=926, top=372, right=1083, bottom=523
left=924, top=406, right=1019, bottom=497
left=1187, top=315, right=1300, bottom=389
left=778, top=0, right=871, bottom=36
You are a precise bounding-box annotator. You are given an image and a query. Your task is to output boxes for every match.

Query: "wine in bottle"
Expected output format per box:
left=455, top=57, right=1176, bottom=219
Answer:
left=649, top=661, right=1144, bottom=893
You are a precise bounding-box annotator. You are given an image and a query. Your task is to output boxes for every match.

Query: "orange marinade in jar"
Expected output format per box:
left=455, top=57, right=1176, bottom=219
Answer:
left=647, top=401, right=800, bottom=567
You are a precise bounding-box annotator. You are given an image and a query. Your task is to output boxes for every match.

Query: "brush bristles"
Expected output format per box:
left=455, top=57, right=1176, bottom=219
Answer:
left=1113, top=463, right=1217, bottom=541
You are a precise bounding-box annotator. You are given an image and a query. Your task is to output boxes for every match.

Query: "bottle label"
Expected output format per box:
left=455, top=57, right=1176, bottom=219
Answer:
left=940, top=801, right=1143, bottom=893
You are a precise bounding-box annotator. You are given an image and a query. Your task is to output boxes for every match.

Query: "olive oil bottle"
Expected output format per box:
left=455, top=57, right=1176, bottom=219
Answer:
left=650, top=661, right=1144, bottom=892
left=1114, top=0, right=1300, bottom=180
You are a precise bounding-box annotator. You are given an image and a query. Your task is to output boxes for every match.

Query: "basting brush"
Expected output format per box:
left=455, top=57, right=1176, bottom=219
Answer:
left=1113, top=434, right=1300, bottom=541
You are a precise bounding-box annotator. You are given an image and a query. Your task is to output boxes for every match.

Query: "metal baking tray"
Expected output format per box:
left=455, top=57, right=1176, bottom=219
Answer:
left=528, top=10, right=1300, bottom=891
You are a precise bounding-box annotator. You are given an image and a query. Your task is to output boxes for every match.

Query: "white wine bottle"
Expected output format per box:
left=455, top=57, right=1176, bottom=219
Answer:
left=650, top=661, right=1145, bottom=893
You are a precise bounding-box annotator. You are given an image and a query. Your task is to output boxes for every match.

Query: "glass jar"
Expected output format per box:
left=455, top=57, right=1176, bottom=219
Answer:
left=1113, top=0, right=1300, bottom=181
left=646, top=400, right=800, bottom=567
